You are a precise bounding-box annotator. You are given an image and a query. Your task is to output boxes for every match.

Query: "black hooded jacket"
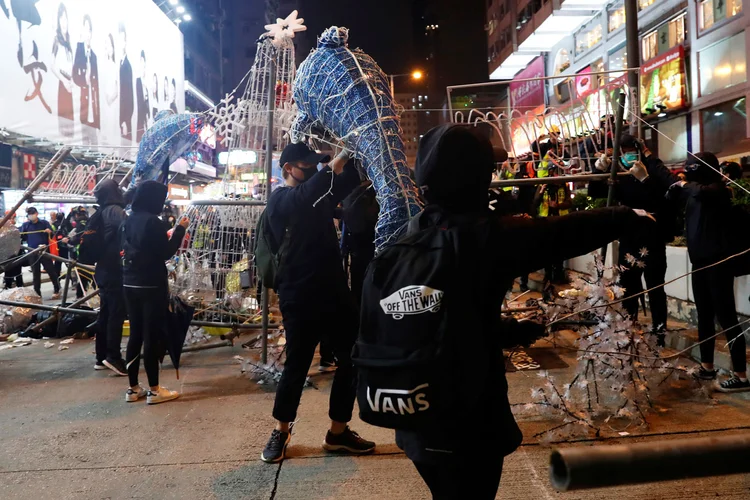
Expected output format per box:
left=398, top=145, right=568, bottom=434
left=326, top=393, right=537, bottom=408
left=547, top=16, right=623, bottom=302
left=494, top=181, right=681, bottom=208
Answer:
left=395, top=125, right=655, bottom=465
left=121, top=181, right=185, bottom=288
left=588, top=154, right=680, bottom=243
left=84, top=180, right=127, bottom=286
left=676, top=154, right=734, bottom=264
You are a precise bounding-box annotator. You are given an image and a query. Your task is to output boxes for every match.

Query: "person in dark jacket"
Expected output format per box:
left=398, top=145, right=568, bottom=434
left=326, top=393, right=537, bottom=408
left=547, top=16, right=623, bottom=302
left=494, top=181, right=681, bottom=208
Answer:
left=121, top=181, right=187, bottom=404
left=20, top=207, right=61, bottom=299
left=589, top=135, right=679, bottom=339
left=79, top=180, right=128, bottom=375
left=260, top=142, right=374, bottom=464
left=3, top=212, right=24, bottom=289
left=668, top=152, right=748, bottom=392
left=341, top=179, right=378, bottom=304
left=399, top=124, right=656, bottom=499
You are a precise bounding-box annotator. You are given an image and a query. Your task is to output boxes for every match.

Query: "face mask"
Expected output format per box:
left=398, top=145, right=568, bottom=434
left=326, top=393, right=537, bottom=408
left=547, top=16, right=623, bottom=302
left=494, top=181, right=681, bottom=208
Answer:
left=620, top=152, right=639, bottom=167
left=291, top=165, right=317, bottom=183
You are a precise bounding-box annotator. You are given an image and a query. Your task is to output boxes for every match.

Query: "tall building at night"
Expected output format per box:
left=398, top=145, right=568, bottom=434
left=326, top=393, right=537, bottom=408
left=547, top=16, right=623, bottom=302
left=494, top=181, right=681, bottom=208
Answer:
left=486, top=0, right=750, bottom=164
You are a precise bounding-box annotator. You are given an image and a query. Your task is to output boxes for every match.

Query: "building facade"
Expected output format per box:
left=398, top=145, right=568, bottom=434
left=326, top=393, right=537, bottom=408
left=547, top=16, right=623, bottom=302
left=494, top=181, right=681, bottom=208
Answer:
left=486, top=0, right=750, bottom=164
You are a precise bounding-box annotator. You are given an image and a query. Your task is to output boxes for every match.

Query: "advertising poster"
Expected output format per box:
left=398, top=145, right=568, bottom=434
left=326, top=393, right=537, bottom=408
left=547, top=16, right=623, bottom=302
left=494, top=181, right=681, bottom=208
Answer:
left=0, top=0, right=185, bottom=149
left=575, top=66, right=593, bottom=98
left=510, top=56, right=546, bottom=111
left=640, top=46, right=686, bottom=115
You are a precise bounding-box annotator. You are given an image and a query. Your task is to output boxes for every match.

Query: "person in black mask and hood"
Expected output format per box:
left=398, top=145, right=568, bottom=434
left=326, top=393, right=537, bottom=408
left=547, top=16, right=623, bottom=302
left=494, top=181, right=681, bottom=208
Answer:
left=668, top=152, right=749, bottom=392
left=79, top=180, right=128, bottom=374
left=121, top=180, right=188, bottom=404
left=398, top=124, right=657, bottom=499
left=261, top=142, right=374, bottom=464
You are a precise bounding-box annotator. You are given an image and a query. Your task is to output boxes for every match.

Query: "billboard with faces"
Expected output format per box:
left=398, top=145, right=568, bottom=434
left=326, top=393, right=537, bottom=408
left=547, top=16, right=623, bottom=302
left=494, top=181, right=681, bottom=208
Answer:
left=0, top=0, right=185, bottom=150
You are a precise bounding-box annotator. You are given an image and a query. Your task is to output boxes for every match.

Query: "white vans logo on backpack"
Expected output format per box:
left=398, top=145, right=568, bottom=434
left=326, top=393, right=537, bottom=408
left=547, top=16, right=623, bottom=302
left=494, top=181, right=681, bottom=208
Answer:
left=379, top=285, right=444, bottom=320
left=366, top=384, right=430, bottom=415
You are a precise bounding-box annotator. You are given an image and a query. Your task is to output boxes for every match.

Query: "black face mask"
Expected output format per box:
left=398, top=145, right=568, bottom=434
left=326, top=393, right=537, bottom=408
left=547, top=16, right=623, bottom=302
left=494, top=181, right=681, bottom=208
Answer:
left=291, top=165, right=317, bottom=183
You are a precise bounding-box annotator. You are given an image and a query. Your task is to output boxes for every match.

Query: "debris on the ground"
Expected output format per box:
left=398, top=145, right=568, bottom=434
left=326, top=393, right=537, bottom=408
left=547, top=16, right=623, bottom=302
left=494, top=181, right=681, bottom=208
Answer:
left=0, top=288, right=42, bottom=333
left=184, top=326, right=211, bottom=346
left=58, top=345, right=69, bottom=351
left=7, top=333, right=18, bottom=341
left=13, top=338, right=31, bottom=346
left=44, top=341, right=54, bottom=349
left=60, top=338, right=74, bottom=345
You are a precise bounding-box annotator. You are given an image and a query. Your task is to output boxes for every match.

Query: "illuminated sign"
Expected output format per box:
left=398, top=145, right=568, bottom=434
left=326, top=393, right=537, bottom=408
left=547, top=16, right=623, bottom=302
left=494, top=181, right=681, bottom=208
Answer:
left=218, top=150, right=258, bottom=165
left=168, top=184, right=189, bottom=200
left=510, top=57, right=546, bottom=111
left=640, top=46, right=687, bottom=115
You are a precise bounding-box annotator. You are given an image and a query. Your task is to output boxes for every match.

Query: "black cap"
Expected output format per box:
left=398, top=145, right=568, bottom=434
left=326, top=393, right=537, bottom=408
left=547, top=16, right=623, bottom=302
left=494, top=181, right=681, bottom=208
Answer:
left=26, top=206, right=38, bottom=215
left=280, top=142, right=331, bottom=168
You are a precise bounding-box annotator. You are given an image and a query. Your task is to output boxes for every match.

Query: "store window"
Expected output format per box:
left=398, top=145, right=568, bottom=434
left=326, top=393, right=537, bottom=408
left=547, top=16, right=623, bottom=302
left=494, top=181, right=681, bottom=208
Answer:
left=608, top=4, right=625, bottom=33
left=592, top=58, right=605, bottom=88
left=658, top=116, right=689, bottom=163
left=642, top=13, right=686, bottom=63
left=575, top=17, right=603, bottom=56
left=701, top=98, right=748, bottom=154
left=608, top=44, right=628, bottom=80
left=638, top=0, right=656, bottom=10
left=699, top=31, right=747, bottom=96
left=699, top=0, right=743, bottom=32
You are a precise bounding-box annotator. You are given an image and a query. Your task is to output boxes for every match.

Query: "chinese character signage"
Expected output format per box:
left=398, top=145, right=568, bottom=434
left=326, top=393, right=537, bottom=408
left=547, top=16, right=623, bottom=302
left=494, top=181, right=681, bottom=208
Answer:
left=0, top=1, right=185, bottom=148
left=510, top=57, right=546, bottom=111
left=640, top=46, right=687, bottom=115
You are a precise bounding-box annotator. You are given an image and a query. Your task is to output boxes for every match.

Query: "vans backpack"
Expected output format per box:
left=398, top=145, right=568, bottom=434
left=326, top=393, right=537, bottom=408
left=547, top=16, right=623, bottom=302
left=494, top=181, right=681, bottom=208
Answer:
left=353, top=209, right=477, bottom=431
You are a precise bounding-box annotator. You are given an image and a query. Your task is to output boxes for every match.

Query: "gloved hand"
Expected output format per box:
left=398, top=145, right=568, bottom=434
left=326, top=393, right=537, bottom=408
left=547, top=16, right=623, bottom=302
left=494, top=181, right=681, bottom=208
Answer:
left=594, top=154, right=611, bottom=172
left=516, top=319, right=548, bottom=348
left=632, top=208, right=656, bottom=223
left=629, top=161, right=649, bottom=182
left=665, top=180, right=686, bottom=201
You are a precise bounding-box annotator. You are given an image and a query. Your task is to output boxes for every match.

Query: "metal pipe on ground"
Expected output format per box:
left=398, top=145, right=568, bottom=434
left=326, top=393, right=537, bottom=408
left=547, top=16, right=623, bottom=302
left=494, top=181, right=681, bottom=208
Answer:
left=0, top=299, right=98, bottom=317
left=182, top=339, right=233, bottom=352
left=549, top=434, right=750, bottom=491
left=20, top=246, right=96, bottom=273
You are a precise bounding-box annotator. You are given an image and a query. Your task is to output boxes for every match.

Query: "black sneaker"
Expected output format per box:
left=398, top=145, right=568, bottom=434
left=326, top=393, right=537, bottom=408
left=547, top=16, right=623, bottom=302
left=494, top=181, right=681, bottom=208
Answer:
left=695, top=367, right=717, bottom=381
left=261, top=428, right=291, bottom=463
left=717, top=377, right=750, bottom=393
left=318, top=359, right=337, bottom=372
left=103, top=358, right=128, bottom=377
left=323, top=427, right=375, bottom=454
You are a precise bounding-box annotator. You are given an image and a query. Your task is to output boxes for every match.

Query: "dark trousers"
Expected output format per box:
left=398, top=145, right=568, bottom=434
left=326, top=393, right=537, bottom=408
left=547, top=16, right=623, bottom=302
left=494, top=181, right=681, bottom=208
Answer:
left=349, top=246, right=374, bottom=305
left=544, top=261, right=566, bottom=284
left=4, top=253, right=24, bottom=289
left=273, top=296, right=358, bottom=423
left=31, top=254, right=60, bottom=295
left=55, top=245, right=69, bottom=276
left=692, top=261, right=747, bottom=373
left=414, top=457, right=504, bottom=500
left=96, top=285, right=126, bottom=363
left=124, top=286, right=167, bottom=387
left=620, top=239, right=668, bottom=329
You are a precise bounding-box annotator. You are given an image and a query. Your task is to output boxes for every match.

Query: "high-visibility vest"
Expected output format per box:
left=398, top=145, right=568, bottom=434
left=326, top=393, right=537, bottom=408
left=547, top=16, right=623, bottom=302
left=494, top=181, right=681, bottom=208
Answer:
left=501, top=168, right=514, bottom=192
left=538, top=185, right=569, bottom=218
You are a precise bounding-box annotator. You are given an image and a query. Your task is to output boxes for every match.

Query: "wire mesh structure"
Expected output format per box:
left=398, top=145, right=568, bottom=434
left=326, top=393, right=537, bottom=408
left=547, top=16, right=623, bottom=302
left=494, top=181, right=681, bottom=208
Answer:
left=33, top=152, right=133, bottom=201
left=172, top=35, right=297, bottom=327
left=448, top=70, right=641, bottom=177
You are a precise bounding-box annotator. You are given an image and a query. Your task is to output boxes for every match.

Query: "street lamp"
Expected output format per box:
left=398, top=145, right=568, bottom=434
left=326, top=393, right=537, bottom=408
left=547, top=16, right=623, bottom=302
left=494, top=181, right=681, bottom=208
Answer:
left=388, top=70, right=426, bottom=97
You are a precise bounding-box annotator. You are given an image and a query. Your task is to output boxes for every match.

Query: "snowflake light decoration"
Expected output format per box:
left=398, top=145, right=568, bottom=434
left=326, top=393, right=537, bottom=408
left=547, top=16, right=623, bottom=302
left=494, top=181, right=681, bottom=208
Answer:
left=206, top=94, right=246, bottom=147
left=264, top=10, right=307, bottom=47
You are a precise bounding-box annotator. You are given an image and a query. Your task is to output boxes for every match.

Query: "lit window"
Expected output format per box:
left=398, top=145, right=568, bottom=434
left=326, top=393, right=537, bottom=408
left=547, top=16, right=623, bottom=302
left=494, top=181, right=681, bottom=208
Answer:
left=575, top=20, right=603, bottom=56
left=608, top=5, right=625, bottom=33
left=638, top=0, right=656, bottom=11
left=700, top=0, right=743, bottom=32
left=641, top=32, right=658, bottom=62
left=418, top=95, right=423, bottom=102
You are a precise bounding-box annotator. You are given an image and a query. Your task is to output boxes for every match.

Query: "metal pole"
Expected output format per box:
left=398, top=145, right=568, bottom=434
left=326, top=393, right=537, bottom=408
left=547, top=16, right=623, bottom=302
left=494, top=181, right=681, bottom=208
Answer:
left=0, top=146, right=72, bottom=230
left=21, top=246, right=96, bottom=273
left=624, top=0, right=641, bottom=137
left=56, top=267, right=73, bottom=336
left=260, top=52, right=277, bottom=366
left=601, top=92, right=627, bottom=260
left=550, top=433, right=750, bottom=491
left=0, top=299, right=98, bottom=317
left=490, top=172, right=630, bottom=188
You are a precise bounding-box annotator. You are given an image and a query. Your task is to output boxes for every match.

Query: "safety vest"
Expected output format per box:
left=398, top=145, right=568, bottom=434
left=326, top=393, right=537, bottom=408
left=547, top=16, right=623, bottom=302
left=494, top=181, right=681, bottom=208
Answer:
left=538, top=185, right=570, bottom=218
left=501, top=168, right=514, bottom=192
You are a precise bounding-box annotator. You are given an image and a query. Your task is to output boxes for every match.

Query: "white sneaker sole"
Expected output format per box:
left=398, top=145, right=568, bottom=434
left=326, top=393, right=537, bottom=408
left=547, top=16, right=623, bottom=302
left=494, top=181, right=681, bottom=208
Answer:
left=125, top=392, right=146, bottom=403
left=322, top=442, right=375, bottom=454
left=94, top=364, right=107, bottom=371
left=147, top=393, right=180, bottom=405
left=103, top=360, right=128, bottom=377
left=261, top=433, right=291, bottom=464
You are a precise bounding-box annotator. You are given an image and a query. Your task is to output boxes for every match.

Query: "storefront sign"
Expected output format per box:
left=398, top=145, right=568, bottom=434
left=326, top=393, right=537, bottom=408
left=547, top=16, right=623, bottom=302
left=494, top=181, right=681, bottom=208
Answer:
left=640, top=46, right=686, bottom=115
left=0, top=1, right=185, bottom=148
left=510, top=57, right=546, bottom=111
left=575, top=66, right=593, bottom=98
left=168, top=184, right=190, bottom=200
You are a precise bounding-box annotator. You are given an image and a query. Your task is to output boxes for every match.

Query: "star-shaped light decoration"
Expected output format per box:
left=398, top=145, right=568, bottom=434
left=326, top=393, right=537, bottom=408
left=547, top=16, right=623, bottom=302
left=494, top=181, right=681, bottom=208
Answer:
left=639, top=247, right=649, bottom=258
left=264, top=10, right=307, bottom=47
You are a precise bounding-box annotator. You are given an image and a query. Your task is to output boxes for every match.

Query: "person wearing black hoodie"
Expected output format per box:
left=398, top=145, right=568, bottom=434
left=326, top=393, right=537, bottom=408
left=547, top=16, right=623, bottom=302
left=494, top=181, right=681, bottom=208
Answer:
left=79, top=180, right=128, bottom=375
left=397, top=124, right=656, bottom=499
left=260, top=142, right=374, bottom=464
left=589, top=135, right=679, bottom=339
left=121, top=180, right=187, bottom=404
left=668, top=152, right=749, bottom=392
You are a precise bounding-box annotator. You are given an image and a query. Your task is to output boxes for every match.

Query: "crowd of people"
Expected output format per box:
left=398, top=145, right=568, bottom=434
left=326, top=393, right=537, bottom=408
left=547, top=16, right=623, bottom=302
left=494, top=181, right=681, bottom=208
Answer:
left=1, top=121, right=747, bottom=498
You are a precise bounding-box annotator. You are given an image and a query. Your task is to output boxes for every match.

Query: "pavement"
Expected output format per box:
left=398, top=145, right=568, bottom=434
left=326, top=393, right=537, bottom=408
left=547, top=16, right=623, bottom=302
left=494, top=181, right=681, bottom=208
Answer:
left=3, top=308, right=750, bottom=500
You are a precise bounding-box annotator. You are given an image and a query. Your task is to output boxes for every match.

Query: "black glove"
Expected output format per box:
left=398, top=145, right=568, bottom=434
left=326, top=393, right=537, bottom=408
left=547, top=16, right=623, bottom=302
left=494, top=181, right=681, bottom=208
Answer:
left=516, top=319, right=548, bottom=348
